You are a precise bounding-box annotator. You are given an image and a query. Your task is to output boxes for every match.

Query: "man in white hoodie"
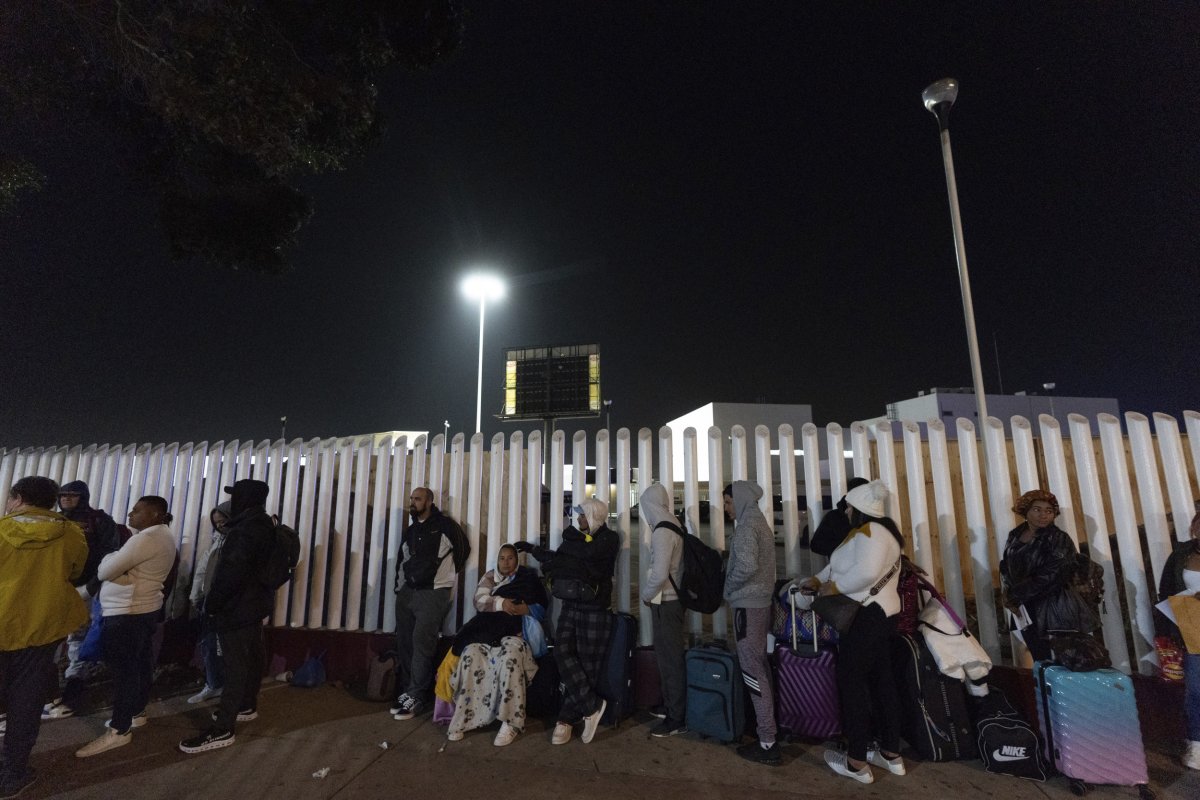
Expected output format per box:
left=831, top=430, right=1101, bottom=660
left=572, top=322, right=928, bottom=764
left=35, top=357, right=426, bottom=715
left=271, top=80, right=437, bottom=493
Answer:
left=75, top=496, right=177, bottom=758
left=638, top=483, right=687, bottom=737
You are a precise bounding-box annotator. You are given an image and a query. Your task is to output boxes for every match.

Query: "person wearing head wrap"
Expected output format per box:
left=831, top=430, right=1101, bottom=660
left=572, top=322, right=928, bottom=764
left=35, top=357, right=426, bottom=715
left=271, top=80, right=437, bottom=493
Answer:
left=515, top=496, right=619, bottom=747
left=1000, top=489, right=1088, bottom=662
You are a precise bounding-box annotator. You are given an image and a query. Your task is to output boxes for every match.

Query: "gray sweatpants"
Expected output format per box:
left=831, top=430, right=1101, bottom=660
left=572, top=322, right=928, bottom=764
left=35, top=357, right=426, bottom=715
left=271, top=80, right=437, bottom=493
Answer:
left=734, top=605, right=776, bottom=745
left=394, top=585, right=452, bottom=704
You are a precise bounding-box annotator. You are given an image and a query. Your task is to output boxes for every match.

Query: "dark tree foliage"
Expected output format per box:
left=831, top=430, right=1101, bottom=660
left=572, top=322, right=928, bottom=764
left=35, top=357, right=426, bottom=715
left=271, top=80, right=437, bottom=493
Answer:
left=0, top=0, right=462, bottom=273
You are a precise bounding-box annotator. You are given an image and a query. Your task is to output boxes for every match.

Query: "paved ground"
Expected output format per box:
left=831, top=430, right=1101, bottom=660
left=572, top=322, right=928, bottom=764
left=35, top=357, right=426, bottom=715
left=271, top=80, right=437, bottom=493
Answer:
left=16, top=676, right=1199, bottom=800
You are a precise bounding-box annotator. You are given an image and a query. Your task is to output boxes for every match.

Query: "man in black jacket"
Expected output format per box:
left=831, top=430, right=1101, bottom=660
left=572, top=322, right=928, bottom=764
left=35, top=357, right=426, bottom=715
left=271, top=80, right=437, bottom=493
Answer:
left=179, top=479, right=275, bottom=754
left=391, top=487, right=468, bottom=721
left=515, top=497, right=619, bottom=746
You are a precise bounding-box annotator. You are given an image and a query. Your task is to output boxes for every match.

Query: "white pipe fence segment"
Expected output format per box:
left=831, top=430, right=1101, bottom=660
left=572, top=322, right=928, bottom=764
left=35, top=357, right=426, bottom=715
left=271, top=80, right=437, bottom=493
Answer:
left=3, top=410, right=1195, bottom=673
left=637, top=428, right=655, bottom=646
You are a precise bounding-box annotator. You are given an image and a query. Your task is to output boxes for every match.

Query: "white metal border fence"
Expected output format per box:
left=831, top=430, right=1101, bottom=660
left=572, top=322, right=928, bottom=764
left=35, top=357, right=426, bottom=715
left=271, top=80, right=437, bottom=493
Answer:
left=3, top=409, right=1196, bottom=675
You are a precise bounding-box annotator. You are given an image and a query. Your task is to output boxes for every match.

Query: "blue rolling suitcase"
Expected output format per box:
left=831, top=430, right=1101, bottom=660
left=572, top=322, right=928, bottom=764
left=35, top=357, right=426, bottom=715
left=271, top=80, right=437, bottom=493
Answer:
left=597, top=612, right=636, bottom=725
left=1035, top=662, right=1153, bottom=798
left=686, top=642, right=745, bottom=743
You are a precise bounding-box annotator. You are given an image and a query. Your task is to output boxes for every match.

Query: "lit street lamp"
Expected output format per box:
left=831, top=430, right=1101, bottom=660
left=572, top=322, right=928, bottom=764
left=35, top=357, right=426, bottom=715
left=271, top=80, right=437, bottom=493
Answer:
left=923, top=78, right=989, bottom=424
left=461, top=273, right=505, bottom=434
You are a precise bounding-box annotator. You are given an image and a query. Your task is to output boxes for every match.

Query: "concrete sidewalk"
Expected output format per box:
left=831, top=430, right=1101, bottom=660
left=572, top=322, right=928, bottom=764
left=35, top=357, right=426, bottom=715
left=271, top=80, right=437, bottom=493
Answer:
left=21, top=681, right=1199, bottom=800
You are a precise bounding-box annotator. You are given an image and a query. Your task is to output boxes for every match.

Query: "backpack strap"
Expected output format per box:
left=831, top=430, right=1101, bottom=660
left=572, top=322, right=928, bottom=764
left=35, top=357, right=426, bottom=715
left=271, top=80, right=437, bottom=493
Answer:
left=653, top=520, right=686, bottom=597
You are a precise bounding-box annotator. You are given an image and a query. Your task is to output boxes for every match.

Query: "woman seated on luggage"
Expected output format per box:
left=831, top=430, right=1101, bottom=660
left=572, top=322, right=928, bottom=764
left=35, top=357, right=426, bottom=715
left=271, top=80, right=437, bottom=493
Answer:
left=443, top=543, right=548, bottom=746
left=798, top=480, right=906, bottom=785
left=1156, top=509, right=1200, bottom=771
left=999, top=489, right=1093, bottom=663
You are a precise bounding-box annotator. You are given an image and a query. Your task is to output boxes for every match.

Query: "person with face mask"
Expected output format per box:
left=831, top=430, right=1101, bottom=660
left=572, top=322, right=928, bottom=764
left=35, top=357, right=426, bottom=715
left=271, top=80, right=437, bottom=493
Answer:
left=515, top=497, right=619, bottom=746
left=187, top=502, right=232, bottom=704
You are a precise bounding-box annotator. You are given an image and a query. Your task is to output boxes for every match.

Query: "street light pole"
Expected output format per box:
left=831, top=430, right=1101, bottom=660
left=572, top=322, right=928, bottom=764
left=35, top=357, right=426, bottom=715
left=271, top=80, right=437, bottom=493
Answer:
left=461, top=273, right=506, bottom=435
left=923, top=78, right=989, bottom=424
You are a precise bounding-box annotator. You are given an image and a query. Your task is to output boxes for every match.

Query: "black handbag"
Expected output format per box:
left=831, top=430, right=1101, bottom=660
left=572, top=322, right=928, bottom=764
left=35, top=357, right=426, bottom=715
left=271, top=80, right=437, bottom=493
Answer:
left=811, top=558, right=901, bottom=635
left=551, top=577, right=598, bottom=603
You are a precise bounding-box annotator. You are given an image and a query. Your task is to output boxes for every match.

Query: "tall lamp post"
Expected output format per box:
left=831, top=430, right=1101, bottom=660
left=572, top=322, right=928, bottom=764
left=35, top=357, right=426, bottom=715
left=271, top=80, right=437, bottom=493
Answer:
left=461, top=273, right=505, bottom=435
left=923, top=78, right=989, bottom=424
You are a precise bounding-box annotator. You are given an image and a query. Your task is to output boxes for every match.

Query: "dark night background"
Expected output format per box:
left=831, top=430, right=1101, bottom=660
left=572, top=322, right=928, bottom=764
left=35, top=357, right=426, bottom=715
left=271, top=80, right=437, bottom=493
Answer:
left=3, top=2, right=1198, bottom=448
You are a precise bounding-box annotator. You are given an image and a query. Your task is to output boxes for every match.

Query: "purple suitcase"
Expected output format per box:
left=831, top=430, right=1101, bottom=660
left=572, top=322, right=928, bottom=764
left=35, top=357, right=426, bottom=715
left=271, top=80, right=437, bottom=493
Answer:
left=1035, top=662, right=1152, bottom=798
left=774, top=594, right=840, bottom=739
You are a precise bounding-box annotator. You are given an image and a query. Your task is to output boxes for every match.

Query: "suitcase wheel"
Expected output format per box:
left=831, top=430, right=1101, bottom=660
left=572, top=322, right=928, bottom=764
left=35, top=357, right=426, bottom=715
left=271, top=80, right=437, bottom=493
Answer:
left=1069, top=779, right=1088, bottom=796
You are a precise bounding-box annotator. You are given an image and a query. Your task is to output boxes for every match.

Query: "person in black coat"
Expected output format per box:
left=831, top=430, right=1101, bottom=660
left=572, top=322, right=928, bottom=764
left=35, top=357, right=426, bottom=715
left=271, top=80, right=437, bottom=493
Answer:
left=179, top=479, right=275, bottom=755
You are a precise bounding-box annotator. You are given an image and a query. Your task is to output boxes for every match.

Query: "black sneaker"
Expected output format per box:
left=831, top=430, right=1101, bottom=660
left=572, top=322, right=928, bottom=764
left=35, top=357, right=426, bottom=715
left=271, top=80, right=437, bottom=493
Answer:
left=389, top=693, right=412, bottom=716
left=0, top=768, right=36, bottom=800
left=392, top=695, right=427, bottom=721
left=737, top=740, right=781, bottom=765
left=648, top=705, right=668, bottom=720
left=179, top=729, right=235, bottom=754
left=650, top=719, right=688, bottom=738
left=211, top=708, right=257, bottom=723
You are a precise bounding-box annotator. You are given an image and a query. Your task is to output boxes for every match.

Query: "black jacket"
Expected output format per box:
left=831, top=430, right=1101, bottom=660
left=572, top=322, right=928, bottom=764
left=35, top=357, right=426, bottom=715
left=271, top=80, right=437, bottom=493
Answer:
left=1156, top=539, right=1200, bottom=639
left=206, top=482, right=275, bottom=632
left=531, top=524, right=620, bottom=610
left=397, top=506, right=468, bottom=590
left=1000, top=523, right=1096, bottom=632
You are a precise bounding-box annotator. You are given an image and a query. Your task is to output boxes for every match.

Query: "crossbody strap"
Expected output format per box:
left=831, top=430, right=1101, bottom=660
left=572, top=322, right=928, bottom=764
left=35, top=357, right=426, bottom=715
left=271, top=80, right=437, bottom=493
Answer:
left=867, top=558, right=902, bottom=596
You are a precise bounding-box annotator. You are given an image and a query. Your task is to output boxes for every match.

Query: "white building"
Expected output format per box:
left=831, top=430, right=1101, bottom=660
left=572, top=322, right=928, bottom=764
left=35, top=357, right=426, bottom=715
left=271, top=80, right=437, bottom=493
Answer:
left=872, top=387, right=1119, bottom=438
left=663, top=402, right=814, bottom=484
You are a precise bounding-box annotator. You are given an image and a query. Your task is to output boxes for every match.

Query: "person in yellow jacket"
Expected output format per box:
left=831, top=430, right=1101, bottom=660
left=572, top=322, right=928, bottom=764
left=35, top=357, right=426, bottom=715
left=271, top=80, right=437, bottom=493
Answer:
left=0, top=476, right=88, bottom=799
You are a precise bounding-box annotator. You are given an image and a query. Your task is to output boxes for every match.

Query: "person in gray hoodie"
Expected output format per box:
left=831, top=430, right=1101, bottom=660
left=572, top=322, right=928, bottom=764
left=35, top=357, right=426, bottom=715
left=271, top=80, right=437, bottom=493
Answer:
left=722, top=480, right=778, bottom=765
left=638, top=483, right=686, bottom=737
left=187, top=502, right=230, bottom=704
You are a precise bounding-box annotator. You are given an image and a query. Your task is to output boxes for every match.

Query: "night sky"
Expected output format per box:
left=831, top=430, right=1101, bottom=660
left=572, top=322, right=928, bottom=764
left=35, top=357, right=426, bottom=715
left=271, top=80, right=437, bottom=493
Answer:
left=3, top=3, right=1198, bottom=448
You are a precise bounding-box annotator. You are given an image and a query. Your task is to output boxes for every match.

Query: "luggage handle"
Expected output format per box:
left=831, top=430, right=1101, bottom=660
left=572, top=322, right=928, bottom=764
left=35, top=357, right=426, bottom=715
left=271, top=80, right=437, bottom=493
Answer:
left=787, top=586, right=818, bottom=654
left=1036, top=663, right=1058, bottom=764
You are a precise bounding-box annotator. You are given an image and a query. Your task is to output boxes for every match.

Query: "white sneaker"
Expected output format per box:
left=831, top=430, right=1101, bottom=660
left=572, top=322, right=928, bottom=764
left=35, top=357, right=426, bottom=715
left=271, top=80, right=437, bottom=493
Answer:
left=867, top=748, right=906, bottom=775
left=551, top=722, right=572, bottom=745
left=41, top=700, right=74, bottom=720
left=494, top=722, right=518, bottom=747
left=188, top=686, right=222, bottom=704
left=76, top=728, right=132, bottom=758
left=447, top=730, right=464, bottom=742
left=824, top=749, right=874, bottom=784
left=1184, top=740, right=1200, bottom=771
left=580, top=699, right=606, bottom=744
left=104, top=712, right=148, bottom=730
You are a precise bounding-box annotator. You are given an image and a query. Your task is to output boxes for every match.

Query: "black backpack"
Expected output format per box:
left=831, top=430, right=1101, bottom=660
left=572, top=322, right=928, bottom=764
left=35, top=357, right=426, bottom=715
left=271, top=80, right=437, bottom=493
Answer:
left=656, top=520, right=725, bottom=614
left=261, top=514, right=301, bottom=590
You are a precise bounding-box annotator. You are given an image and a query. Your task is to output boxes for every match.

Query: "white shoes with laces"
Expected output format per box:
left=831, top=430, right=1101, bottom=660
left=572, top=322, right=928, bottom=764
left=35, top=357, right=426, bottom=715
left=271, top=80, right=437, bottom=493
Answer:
left=551, top=722, right=572, bottom=745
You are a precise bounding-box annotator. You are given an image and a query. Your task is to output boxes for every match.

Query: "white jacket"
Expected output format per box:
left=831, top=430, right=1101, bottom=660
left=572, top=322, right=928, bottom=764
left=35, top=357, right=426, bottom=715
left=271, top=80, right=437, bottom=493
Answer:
left=816, top=522, right=902, bottom=616
left=98, top=524, right=177, bottom=617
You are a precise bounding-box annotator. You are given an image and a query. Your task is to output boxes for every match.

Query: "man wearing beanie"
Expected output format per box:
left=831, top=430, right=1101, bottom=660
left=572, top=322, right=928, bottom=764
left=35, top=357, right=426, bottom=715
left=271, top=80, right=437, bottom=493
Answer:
left=179, top=479, right=275, bottom=754
left=722, top=480, right=779, bottom=765
left=42, top=480, right=123, bottom=721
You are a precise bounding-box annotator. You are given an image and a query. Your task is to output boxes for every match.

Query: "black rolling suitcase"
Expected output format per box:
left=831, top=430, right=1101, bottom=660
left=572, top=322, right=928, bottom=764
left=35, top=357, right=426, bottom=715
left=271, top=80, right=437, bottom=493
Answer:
left=893, top=633, right=975, bottom=761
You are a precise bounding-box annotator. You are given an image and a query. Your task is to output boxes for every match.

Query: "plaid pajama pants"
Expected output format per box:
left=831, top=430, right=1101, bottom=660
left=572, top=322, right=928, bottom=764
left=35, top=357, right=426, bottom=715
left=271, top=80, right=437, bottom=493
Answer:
left=554, top=603, right=612, bottom=724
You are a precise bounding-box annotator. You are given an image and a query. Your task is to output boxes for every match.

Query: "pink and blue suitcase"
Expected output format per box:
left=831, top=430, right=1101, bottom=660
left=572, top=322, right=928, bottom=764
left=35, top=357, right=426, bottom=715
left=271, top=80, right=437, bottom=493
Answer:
left=1035, top=662, right=1154, bottom=799
left=773, top=594, right=840, bottom=739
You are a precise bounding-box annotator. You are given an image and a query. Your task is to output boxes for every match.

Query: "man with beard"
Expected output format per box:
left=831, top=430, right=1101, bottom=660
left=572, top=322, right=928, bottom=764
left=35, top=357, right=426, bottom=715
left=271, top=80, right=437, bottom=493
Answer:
left=391, top=487, right=469, bottom=721
left=178, top=480, right=274, bottom=754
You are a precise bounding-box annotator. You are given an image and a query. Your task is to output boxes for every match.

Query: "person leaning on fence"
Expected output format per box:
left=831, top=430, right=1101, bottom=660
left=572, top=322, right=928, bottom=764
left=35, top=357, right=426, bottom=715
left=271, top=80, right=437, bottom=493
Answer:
left=76, top=495, right=177, bottom=758
left=1156, top=509, right=1200, bottom=771
left=0, top=476, right=89, bottom=799
left=722, top=480, right=780, bottom=765
left=801, top=479, right=905, bottom=784
left=391, top=486, right=469, bottom=722
left=638, top=482, right=687, bottom=738
left=999, top=489, right=1089, bottom=662
left=514, top=497, right=619, bottom=746
left=43, top=479, right=123, bottom=722
left=179, top=479, right=275, bottom=755
left=187, top=501, right=231, bottom=705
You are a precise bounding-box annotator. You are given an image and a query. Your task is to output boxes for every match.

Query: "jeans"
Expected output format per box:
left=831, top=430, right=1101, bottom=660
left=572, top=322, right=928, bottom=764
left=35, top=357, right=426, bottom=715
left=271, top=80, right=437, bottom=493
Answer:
left=202, top=628, right=225, bottom=690
left=1186, top=653, right=1200, bottom=741
left=0, top=642, right=58, bottom=778
left=394, top=586, right=452, bottom=704
left=101, top=612, right=158, bottom=734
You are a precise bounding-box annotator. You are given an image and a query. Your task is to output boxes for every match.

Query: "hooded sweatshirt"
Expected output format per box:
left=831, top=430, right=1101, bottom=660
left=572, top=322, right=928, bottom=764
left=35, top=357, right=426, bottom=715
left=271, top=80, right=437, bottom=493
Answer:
left=529, top=497, right=620, bottom=610
left=190, top=501, right=231, bottom=604
left=723, top=481, right=776, bottom=609
left=59, top=480, right=121, bottom=589
left=639, top=483, right=683, bottom=604
left=0, top=506, right=89, bottom=649
left=97, top=522, right=177, bottom=617
left=206, top=479, right=275, bottom=631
